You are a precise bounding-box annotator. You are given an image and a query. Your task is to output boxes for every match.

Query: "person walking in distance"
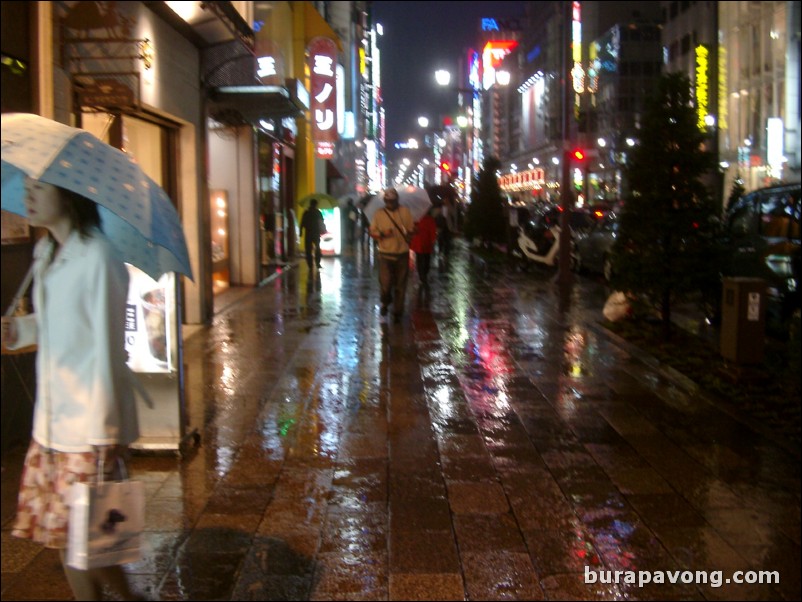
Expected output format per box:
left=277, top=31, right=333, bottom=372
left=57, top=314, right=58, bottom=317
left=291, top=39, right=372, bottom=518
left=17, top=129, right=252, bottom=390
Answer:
left=1, top=179, right=143, bottom=601
left=410, top=206, right=437, bottom=296
left=344, top=198, right=358, bottom=245
left=369, top=187, right=416, bottom=323
left=299, top=198, right=325, bottom=270
left=436, top=196, right=459, bottom=266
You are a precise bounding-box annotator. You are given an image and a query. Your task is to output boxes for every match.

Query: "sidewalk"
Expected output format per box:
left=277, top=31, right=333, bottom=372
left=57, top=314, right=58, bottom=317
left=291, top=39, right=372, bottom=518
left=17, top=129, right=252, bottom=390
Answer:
left=2, top=242, right=800, bottom=601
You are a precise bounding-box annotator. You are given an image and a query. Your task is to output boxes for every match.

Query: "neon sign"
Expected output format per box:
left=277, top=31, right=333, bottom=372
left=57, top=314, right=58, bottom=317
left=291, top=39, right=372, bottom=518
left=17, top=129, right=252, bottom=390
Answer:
left=308, top=37, right=338, bottom=158
left=256, top=56, right=277, bottom=79
left=718, top=44, right=728, bottom=131
left=482, top=40, right=518, bottom=90
left=695, top=44, right=710, bottom=131
left=482, top=18, right=500, bottom=32
left=571, top=1, right=584, bottom=95
left=481, top=17, right=523, bottom=32
left=498, top=168, right=545, bottom=192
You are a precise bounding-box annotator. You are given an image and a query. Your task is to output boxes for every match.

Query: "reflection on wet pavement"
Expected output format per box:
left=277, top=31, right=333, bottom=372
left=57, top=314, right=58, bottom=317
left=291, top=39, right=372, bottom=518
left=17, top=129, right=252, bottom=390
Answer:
left=1, top=240, right=799, bottom=601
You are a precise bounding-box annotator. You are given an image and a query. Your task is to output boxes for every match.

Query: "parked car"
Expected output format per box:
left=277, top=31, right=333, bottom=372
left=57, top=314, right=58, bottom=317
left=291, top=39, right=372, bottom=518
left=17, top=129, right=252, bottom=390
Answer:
left=572, top=210, right=620, bottom=281
left=722, top=182, right=801, bottom=327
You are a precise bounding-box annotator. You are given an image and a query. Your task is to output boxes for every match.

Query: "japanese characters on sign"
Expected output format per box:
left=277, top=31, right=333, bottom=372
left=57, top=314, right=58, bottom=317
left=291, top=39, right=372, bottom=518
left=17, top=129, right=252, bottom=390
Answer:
left=255, top=39, right=285, bottom=86
left=308, top=37, right=338, bottom=158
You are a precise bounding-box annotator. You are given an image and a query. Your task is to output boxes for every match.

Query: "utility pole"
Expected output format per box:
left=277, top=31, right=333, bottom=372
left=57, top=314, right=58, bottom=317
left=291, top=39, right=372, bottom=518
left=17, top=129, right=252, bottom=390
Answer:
left=557, top=0, right=575, bottom=307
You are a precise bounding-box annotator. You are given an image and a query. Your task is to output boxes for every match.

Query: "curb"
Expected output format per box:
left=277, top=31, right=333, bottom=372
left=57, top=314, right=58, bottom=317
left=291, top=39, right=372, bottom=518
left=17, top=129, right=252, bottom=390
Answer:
left=587, top=319, right=702, bottom=396
left=584, top=318, right=800, bottom=459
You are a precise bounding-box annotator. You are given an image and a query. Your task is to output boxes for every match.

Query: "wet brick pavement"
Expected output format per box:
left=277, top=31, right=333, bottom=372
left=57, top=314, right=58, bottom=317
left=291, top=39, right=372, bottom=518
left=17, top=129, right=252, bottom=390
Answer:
left=2, top=240, right=800, bottom=601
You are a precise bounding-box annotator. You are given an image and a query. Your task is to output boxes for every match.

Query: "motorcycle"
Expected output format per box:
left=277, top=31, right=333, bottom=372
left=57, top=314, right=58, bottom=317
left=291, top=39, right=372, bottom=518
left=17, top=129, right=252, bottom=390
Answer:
left=513, top=221, right=563, bottom=268
left=512, top=207, right=599, bottom=270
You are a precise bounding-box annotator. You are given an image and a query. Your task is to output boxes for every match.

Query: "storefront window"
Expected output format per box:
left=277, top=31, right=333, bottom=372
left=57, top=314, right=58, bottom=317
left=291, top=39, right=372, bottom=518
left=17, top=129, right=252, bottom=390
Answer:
left=210, top=189, right=229, bottom=293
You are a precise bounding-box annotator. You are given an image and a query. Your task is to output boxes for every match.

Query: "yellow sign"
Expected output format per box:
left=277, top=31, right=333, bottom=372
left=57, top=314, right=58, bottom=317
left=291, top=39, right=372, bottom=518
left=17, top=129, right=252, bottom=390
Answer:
left=695, top=45, right=710, bottom=131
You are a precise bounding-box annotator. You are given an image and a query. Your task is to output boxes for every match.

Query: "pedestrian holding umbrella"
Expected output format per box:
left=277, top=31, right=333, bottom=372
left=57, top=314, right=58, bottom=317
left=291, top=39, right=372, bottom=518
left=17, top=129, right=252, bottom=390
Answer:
left=0, top=112, right=192, bottom=601
left=368, top=187, right=418, bottom=323
left=362, top=184, right=432, bottom=223
left=1, top=112, right=192, bottom=281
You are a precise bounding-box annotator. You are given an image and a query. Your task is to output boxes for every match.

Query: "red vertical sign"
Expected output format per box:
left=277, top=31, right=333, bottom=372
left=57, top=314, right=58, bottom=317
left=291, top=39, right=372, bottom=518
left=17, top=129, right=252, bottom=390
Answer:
left=308, top=37, right=338, bottom=159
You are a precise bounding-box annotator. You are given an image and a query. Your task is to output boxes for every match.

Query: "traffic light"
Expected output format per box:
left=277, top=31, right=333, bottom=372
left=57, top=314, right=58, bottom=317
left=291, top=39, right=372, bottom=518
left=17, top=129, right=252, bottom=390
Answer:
left=571, top=148, right=585, bottom=161
left=440, top=160, right=451, bottom=173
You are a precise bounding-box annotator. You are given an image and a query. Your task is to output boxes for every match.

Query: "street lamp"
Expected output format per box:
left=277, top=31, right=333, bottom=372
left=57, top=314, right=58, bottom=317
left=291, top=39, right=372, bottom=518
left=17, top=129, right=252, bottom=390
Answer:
left=434, top=69, right=477, bottom=198
left=417, top=115, right=439, bottom=184
left=434, top=69, right=451, bottom=87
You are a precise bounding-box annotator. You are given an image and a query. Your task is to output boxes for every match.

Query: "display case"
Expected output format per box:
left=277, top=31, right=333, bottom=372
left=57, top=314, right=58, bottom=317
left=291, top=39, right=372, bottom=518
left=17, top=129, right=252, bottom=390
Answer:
left=125, top=267, right=191, bottom=452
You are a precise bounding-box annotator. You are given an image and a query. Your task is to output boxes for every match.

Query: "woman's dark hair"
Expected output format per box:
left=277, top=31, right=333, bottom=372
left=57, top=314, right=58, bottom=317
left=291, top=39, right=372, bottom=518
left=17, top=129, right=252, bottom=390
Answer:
left=61, top=188, right=102, bottom=238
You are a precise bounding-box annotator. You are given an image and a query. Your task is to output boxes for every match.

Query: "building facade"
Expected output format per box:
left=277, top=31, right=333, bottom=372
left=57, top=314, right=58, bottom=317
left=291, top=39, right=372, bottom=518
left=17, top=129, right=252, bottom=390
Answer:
left=0, top=1, right=382, bottom=449
left=716, top=1, right=801, bottom=199
left=492, top=0, right=801, bottom=212
left=1, top=1, right=385, bottom=326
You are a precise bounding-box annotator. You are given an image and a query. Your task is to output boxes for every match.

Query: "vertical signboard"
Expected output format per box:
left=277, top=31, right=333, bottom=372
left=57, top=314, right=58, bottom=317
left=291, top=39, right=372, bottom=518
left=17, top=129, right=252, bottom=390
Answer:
left=695, top=44, right=711, bottom=131
left=308, top=36, right=338, bottom=159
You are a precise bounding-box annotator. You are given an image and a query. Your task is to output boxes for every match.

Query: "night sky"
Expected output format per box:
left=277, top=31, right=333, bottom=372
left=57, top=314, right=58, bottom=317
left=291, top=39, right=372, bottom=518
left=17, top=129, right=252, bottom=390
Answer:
left=371, top=1, right=526, bottom=163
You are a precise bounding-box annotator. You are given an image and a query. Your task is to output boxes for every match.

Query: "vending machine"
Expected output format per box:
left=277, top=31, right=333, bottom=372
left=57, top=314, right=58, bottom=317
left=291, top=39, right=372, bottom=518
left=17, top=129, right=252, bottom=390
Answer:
left=319, top=207, right=341, bottom=256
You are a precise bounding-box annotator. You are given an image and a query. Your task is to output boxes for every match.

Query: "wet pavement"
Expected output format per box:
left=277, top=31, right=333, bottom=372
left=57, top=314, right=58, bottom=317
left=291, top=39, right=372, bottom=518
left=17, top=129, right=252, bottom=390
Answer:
left=2, top=239, right=800, bottom=601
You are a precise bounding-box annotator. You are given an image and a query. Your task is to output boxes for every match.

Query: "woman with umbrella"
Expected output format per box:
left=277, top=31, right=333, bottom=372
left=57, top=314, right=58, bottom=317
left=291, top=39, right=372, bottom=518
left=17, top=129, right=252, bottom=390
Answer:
left=1, top=179, right=143, bottom=601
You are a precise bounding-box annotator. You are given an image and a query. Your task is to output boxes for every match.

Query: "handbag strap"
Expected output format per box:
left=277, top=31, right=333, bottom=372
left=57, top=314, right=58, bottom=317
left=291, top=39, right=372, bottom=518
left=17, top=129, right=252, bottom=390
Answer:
left=5, top=263, right=35, bottom=317
left=383, top=209, right=408, bottom=240
left=96, top=450, right=129, bottom=484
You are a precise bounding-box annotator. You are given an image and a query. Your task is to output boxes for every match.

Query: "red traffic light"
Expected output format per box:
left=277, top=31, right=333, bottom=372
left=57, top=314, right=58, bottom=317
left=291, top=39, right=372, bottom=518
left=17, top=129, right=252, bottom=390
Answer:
left=440, top=161, right=451, bottom=172
left=571, top=148, right=585, bottom=161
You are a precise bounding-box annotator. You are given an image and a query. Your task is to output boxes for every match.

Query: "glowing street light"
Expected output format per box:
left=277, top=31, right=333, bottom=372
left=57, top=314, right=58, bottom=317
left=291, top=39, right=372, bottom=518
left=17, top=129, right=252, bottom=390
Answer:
left=435, top=69, right=451, bottom=87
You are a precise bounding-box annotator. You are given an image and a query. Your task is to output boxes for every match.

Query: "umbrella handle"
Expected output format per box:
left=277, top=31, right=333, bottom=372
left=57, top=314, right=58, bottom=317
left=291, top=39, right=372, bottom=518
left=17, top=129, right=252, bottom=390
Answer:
left=5, top=264, right=34, bottom=317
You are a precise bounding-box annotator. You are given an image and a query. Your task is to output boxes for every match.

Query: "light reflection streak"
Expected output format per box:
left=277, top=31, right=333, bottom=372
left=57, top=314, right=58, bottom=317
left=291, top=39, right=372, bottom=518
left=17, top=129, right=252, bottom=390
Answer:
left=318, top=261, right=344, bottom=305
left=564, top=326, right=588, bottom=379
left=430, top=384, right=460, bottom=420
left=214, top=445, right=235, bottom=476
left=460, top=318, right=515, bottom=416
left=219, top=363, right=236, bottom=389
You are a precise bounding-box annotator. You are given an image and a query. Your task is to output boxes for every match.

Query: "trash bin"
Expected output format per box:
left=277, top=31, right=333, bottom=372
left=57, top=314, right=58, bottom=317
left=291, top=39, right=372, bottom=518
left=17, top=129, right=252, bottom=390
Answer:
left=720, top=277, right=766, bottom=364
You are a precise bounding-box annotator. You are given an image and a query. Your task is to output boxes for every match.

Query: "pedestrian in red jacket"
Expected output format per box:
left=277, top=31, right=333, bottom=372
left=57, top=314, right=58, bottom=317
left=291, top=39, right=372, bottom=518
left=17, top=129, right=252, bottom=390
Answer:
left=410, top=208, right=438, bottom=292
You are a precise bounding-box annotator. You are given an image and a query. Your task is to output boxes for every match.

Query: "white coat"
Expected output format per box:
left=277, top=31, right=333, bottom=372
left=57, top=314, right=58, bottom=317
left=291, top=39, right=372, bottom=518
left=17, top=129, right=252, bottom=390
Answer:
left=9, top=229, right=139, bottom=452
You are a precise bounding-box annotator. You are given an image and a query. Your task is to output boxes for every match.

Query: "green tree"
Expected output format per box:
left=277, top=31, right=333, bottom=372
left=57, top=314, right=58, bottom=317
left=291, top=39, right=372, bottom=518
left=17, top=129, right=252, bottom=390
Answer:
left=610, top=73, right=722, bottom=339
left=464, top=155, right=506, bottom=247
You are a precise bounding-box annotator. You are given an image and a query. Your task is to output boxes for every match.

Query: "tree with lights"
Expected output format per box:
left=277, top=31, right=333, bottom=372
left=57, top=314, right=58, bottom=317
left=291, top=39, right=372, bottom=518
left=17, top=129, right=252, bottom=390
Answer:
left=610, top=73, right=724, bottom=339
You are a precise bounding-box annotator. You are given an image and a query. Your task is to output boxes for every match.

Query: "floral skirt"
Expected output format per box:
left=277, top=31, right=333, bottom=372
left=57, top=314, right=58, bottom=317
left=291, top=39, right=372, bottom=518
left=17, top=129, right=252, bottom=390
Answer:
left=11, top=440, right=122, bottom=549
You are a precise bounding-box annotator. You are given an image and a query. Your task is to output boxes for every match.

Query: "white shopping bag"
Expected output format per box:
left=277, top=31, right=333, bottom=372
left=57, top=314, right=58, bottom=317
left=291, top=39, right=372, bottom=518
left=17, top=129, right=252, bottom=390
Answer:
left=603, top=291, right=631, bottom=322
left=67, top=478, right=145, bottom=570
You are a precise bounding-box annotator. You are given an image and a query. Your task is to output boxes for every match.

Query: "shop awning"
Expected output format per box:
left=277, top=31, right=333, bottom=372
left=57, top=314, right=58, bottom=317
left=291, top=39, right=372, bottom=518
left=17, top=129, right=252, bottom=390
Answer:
left=151, top=1, right=255, bottom=49
left=207, top=78, right=310, bottom=126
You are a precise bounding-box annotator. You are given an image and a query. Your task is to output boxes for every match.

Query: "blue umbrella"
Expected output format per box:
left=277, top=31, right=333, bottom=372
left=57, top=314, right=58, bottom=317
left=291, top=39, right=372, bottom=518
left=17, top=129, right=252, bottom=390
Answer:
left=1, top=113, right=192, bottom=281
